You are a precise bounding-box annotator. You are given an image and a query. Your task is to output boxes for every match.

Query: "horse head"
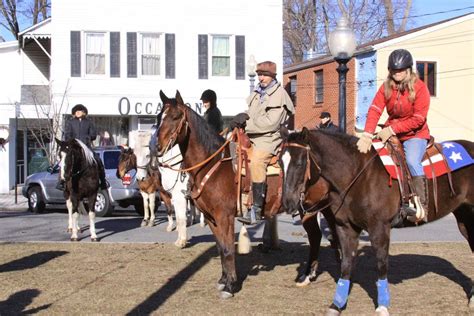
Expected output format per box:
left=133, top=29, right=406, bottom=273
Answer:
left=280, top=127, right=317, bottom=212
left=154, top=90, right=187, bottom=157
left=55, top=138, right=95, bottom=182
left=116, top=146, right=136, bottom=179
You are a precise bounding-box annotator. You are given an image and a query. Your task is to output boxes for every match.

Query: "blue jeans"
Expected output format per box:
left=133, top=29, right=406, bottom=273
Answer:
left=403, top=138, right=428, bottom=176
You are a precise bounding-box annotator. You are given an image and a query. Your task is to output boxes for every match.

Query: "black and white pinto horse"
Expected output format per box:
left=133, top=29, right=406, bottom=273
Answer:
left=56, top=138, right=100, bottom=242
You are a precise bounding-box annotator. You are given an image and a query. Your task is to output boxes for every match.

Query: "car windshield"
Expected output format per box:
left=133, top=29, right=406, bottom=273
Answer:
left=103, top=151, right=120, bottom=170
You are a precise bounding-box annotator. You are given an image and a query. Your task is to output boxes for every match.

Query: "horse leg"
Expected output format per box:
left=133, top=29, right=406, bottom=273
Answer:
left=452, top=204, right=474, bottom=309
left=158, top=191, right=174, bottom=232
left=140, top=191, right=149, bottom=227
left=173, top=192, right=187, bottom=248
left=327, top=224, right=360, bottom=315
left=208, top=216, right=237, bottom=299
left=147, top=192, right=156, bottom=227
left=296, top=214, right=322, bottom=287
left=259, top=216, right=280, bottom=253
left=367, top=222, right=391, bottom=315
left=85, top=199, right=99, bottom=242
left=71, top=212, right=79, bottom=241
left=66, top=198, right=73, bottom=233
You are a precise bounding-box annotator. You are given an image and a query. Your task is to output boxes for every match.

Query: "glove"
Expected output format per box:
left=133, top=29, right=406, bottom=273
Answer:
left=376, top=126, right=395, bottom=143
left=230, top=112, right=250, bottom=130
left=356, top=132, right=373, bottom=154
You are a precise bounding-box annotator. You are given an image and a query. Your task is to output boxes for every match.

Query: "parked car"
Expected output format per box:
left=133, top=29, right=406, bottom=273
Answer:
left=22, top=146, right=145, bottom=217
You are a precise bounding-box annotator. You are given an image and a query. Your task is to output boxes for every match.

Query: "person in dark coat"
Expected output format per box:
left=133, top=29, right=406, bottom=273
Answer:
left=318, top=111, right=339, bottom=132
left=57, top=104, right=109, bottom=191
left=201, top=89, right=223, bottom=134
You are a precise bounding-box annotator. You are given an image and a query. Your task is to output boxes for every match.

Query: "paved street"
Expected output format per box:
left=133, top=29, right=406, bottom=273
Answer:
left=0, top=193, right=465, bottom=244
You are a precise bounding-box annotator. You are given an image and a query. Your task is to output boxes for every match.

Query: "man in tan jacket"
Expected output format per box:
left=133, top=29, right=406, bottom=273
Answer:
left=231, top=61, right=295, bottom=225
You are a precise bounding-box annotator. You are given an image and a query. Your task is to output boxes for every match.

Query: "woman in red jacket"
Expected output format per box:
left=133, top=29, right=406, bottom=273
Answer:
left=356, top=49, right=430, bottom=222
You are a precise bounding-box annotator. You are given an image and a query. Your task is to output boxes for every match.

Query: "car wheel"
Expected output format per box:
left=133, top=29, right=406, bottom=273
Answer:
left=134, top=200, right=145, bottom=217
left=27, top=186, right=46, bottom=213
left=94, top=190, right=114, bottom=217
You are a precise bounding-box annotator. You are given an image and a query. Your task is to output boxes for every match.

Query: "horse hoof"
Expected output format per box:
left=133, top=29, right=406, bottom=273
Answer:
left=174, top=240, right=187, bottom=248
left=199, top=222, right=205, bottom=228
left=325, top=308, right=341, bottom=316
left=295, top=275, right=311, bottom=287
left=375, top=306, right=389, bottom=316
left=147, top=220, right=155, bottom=227
left=91, top=238, right=99, bottom=242
left=70, top=237, right=78, bottom=242
left=216, top=283, right=225, bottom=291
left=166, top=225, right=174, bottom=232
left=141, top=220, right=148, bottom=227
left=219, top=291, right=233, bottom=299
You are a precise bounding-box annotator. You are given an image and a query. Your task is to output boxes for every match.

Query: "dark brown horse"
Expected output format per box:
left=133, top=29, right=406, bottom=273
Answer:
left=280, top=128, right=474, bottom=315
left=151, top=90, right=335, bottom=298
left=56, top=138, right=100, bottom=242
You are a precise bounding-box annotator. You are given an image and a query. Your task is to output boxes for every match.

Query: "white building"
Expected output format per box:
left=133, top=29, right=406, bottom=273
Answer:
left=0, top=0, right=285, bottom=193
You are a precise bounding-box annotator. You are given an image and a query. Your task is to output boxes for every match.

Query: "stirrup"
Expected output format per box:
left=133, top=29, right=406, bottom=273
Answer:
left=237, top=208, right=262, bottom=225
left=405, top=197, right=427, bottom=224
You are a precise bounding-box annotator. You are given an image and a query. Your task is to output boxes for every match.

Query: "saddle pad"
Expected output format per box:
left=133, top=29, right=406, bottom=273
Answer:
left=372, top=140, right=473, bottom=180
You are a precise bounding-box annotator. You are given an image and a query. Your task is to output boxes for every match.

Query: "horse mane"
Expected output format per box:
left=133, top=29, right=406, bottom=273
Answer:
left=182, top=104, right=224, bottom=153
left=74, top=139, right=96, bottom=167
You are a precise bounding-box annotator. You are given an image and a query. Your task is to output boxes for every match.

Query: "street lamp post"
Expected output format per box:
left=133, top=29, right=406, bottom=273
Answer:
left=246, top=55, right=257, bottom=93
left=328, top=17, right=356, bottom=133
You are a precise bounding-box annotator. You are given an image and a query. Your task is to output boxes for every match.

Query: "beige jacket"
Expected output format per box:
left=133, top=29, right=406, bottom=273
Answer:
left=245, top=82, right=295, bottom=154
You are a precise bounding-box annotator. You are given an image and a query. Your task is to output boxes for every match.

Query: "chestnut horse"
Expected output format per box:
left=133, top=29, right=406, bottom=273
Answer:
left=281, top=128, right=474, bottom=315
left=151, top=90, right=336, bottom=298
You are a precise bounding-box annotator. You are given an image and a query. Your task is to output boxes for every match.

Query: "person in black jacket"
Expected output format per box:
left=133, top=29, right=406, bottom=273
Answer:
left=201, top=89, right=223, bottom=134
left=318, top=111, right=339, bottom=132
left=56, top=104, right=109, bottom=191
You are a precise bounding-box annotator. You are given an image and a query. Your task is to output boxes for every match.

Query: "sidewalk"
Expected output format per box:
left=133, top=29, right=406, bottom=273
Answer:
left=0, top=188, right=29, bottom=212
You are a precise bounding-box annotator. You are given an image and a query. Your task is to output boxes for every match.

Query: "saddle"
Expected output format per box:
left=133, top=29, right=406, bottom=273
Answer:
left=378, top=136, right=455, bottom=214
left=231, top=129, right=282, bottom=217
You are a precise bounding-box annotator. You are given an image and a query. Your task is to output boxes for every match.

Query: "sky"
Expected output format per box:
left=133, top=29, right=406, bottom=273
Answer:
left=0, top=0, right=473, bottom=42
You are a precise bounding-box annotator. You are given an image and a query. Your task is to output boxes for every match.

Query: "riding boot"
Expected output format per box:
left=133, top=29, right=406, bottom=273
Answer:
left=96, top=156, right=110, bottom=190
left=238, top=182, right=266, bottom=225
left=411, top=176, right=429, bottom=223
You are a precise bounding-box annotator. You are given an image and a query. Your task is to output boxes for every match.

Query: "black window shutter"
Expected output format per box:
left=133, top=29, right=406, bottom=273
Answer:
left=127, top=32, right=137, bottom=78
left=70, top=31, right=81, bottom=77
left=165, top=33, right=175, bottom=79
left=235, top=36, right=245, bottom=80
left=110, top=32, right=120, bottom=78
left=198, top=35, right=208, bottom=79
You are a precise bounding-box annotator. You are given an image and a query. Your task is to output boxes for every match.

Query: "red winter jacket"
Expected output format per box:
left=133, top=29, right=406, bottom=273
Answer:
left=364, top=79, right=430, bottom=141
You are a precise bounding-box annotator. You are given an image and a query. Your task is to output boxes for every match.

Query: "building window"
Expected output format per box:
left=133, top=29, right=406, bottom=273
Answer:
left=85, top=32, right=106, bottom=75
left=314, top=70, right=323, bottom=103
left=289, top=76, right=297, bottom=105
left=416, top=61, right=436, bottom=96
left=212, top=36, right=230, bottom=76
left=141, top=33, right=161, bottom=76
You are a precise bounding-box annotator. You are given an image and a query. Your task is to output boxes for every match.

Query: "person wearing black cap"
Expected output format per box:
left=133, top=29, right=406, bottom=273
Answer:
left=201, top=89, right=223, bottom=134
left=56, top=104, right=109, bottom=191
left=318, top=111, right=338, bottom=132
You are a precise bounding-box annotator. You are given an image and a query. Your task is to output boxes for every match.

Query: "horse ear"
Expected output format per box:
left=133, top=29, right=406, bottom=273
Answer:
left=175, top=90, right=184, bottom=105
left=301, top=127, right=310, bottom=143
left=160, top=90, right=169, bottom=104
left=280, top=125, right=289, bottom=141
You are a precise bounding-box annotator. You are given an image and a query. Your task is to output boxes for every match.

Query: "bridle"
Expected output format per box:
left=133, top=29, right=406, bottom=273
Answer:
left=158, top=106, right=188, bottom=156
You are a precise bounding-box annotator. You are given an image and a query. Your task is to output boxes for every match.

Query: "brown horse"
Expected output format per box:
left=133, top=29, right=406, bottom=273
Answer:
left=151, top=90, right=335, bottom=298
left=280, top=128, right=474, bottom=315
left=116, top=145, right=173, bottom=228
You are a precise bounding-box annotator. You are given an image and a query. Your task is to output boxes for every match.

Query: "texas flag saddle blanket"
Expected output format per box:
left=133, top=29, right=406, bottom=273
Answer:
left=373, top=140, right=474, bottom=180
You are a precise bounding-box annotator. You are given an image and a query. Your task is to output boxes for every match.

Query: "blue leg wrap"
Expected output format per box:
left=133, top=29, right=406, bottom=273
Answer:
left=333, top=278, right=350, bottom=309
left=377, top=278, right=390, bottom=307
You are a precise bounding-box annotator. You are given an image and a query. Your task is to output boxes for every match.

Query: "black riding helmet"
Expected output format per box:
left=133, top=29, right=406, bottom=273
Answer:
left=200, top=89, right=217, bottom=106
left=71, top=104, right=88, bottom=115
left=388, top=49, right=413, bottom=70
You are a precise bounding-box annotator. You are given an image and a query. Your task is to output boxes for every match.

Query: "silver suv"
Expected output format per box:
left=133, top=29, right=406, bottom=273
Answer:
left=22, top=147, right=144, bottom=217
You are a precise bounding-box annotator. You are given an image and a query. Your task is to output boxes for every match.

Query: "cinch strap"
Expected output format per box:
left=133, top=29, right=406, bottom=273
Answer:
left=333, top=278, right=350, bottom=309
left=377, top=278, right=390, bottom=307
